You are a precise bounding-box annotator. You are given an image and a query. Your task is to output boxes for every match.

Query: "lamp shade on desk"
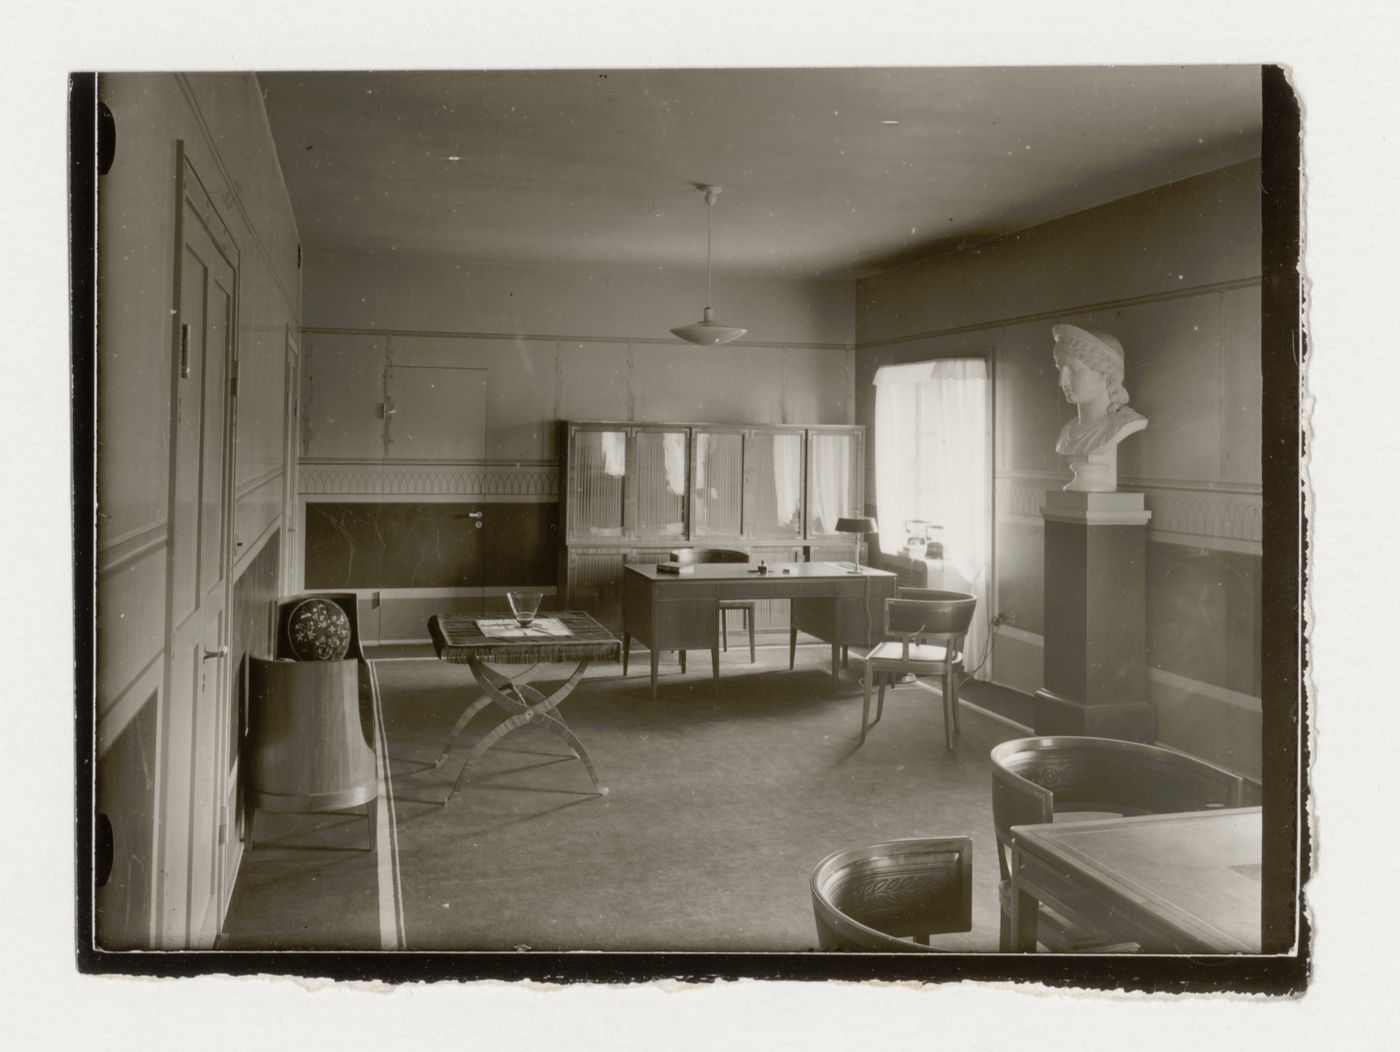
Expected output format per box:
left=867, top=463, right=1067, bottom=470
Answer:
left=835, top=516, right=879, bottom=571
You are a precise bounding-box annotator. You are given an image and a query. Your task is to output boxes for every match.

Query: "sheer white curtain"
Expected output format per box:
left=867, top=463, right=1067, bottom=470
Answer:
left=874, top=358, right=991, bottom=679
left=662, top=432, right=686, bottom=496
left=772, top=433, right=802, bottom=528
left=807, top=434, right=851, bottom=535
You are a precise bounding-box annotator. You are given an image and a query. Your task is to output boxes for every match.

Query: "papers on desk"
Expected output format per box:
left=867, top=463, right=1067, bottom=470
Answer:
left=475, top=617, right=573, bottom=640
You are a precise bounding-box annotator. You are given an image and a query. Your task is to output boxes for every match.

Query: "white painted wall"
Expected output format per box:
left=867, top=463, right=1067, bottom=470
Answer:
left=300, top=252, right=857, bottom=453
left=95, top=72, right=301, bottom=945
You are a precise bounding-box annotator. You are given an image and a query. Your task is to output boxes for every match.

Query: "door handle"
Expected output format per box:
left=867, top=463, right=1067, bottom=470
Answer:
left=467, top=512, right=484, bottom=519
left=202, top=646, right=229, bottom=661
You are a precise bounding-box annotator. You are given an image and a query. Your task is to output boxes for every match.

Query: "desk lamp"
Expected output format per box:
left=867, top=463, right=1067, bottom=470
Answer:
left=834, top=516, right=879, bottom=574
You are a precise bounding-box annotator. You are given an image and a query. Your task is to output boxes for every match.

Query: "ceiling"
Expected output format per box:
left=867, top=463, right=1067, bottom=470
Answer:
left=259, top=66, right=1261, bottom=281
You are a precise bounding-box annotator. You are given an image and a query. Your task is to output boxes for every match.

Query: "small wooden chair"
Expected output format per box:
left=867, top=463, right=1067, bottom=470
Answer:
left=859, top=588, right=976, bottom=750
left=670, top=548, right=756, bottom=662
left=990, top=735, right=1261, bottom=952
left=246, top=592, right=377, bottom=852
left=810, top=836, right=973, bottom=951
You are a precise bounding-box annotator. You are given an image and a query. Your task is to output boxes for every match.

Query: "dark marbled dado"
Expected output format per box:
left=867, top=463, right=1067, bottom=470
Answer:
left=304, top=501, right=559, bottom=590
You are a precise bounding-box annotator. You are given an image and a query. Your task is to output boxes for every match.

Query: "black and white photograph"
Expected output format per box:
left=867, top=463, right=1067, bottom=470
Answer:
left=21, top=0, right=1399, bottom=1043
left=80, top=60, right=1301, bottom=973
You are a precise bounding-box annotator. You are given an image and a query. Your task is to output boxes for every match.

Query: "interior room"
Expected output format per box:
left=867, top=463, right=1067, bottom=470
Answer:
left=85, top=66, right=1295, bottom=964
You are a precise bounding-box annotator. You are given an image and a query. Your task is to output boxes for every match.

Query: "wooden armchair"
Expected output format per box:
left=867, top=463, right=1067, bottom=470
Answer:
left=245, top=592, right=377, bottom=851
left=859, top=588, right=976, bottom=749
left=810, top=836, right=973, bottom=952
left=990, top=735, right=1257, bottom=951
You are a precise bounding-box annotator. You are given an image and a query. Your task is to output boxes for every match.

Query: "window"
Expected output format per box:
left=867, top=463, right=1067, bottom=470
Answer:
left=873, top=357, right=992, bottom=677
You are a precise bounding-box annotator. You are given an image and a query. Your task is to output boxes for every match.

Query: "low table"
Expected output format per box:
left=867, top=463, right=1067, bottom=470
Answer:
left=1009, top=806, right=1262, bottom=953
left=427, top=611, right=621, bottom=803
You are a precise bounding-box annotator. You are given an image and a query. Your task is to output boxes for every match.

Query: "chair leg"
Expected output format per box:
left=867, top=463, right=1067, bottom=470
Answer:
left=679, top=650, right=687, bottom=674
left=622, top=634, right=630, bottom=675
left=860, top=662, right=872, bottom=744
left=747, top=608, right=756, bottom=663
left=942, top=667, right=955, bottom=750
left=875, top=671, right=887, bottom=725
left=999, top=906, right=1012, bottom=953
left=951, top=667, right=962, bottom=735
left=712, top=644, right=720, bottom=696
left=721, top=609, right=728, bottom=652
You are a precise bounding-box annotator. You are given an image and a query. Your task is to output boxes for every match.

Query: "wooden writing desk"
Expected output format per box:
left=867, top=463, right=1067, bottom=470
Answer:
left=1009, top=806, right=1262, bottom=953
left=622, top=562, right=896, bottom=699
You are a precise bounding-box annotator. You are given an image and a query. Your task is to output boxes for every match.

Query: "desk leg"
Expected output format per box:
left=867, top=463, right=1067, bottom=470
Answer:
left=650, top=649, right=660, bottom=701
left=830, top=643, right=840, bottom=687
left=622, top=635, right=630, bottom=675
left=1008, top=844, right=1040, bottom=952
left=789, top=626, right=797, bottom=670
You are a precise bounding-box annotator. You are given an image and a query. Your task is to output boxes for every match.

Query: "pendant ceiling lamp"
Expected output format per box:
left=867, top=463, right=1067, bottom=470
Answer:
left=670, top=185, right=747, bottom=345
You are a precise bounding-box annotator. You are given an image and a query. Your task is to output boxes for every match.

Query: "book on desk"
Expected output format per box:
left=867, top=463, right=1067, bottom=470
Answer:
left=654, top=561, right=694, bottom=575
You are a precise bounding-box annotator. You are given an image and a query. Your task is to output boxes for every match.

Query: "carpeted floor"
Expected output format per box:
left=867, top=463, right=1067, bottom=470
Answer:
left=222, top=643, right=1033, bottom=952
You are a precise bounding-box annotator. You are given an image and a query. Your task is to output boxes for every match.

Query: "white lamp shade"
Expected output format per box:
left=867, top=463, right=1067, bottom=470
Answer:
left=670, top=307, right=747, bottom=345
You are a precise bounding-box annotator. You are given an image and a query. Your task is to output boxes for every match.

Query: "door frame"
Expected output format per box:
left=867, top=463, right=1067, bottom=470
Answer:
left=281, top=325, right=301, bottom=595
left=154, top=141, right=241, bottom=947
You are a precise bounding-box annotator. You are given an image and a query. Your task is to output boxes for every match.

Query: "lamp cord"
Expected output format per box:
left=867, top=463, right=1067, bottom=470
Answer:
left=705, top=194, right=713, bottom=310
left=959, top=612, right=998, bottom=685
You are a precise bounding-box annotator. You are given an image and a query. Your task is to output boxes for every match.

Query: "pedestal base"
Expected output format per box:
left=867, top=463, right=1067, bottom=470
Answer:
left=1033, top=688, right=1157, bottom=742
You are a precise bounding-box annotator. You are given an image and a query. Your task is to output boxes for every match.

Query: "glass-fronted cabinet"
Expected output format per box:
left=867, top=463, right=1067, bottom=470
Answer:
left=691, top=429, right=744, bottom=539
left=633, top=427, right=689, bottom=540
left=567, top=425, right=629, bottom=540
left=746, top=429, right=805, bottom=540
left=806, top=429, right=863, bottom=536
left=562, top=420, right=865, bottom=631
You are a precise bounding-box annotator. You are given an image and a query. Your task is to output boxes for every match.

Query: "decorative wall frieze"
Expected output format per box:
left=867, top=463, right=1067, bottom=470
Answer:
left=299, top=460, right=558, bottom=498
left=1142, top=486, right=1262, bottom=547
left=995, top=472, right=1262, bottom=552
left=995, top=475, right=1061, bottom=522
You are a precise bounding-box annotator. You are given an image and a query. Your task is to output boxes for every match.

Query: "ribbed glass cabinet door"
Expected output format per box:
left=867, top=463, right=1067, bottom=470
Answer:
left=806, top=430, right=861, bottom=536
left=569, top=427, right=629, bottom=539
left=691, top=430, right=744, bottom=539
left=746, top=429, right=804, bottom=539
left=633, top=428, right=689, bottom=540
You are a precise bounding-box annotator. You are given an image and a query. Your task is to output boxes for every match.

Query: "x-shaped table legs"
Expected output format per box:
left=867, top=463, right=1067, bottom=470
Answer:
left=436, top=659, right=607, bottom=804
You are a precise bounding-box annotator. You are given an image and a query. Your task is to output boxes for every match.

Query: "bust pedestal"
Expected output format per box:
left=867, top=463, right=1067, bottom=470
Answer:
left=1034, top=491, right=1157, bottom=742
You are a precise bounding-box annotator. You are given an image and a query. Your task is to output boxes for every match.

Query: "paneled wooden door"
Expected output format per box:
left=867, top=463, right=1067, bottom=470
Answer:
left=158, top=149, right=239, bottom=947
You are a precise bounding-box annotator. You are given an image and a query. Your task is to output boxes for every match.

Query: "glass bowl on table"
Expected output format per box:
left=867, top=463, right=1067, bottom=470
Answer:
left=506, top=589, right=544, bottom=628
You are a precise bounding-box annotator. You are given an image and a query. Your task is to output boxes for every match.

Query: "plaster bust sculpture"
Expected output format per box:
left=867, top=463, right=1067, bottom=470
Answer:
left=1051, top=324, right=1148, bottom=492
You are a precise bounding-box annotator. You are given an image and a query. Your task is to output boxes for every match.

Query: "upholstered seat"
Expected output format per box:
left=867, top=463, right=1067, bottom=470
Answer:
left=864, top=640, right=962, bottom=667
